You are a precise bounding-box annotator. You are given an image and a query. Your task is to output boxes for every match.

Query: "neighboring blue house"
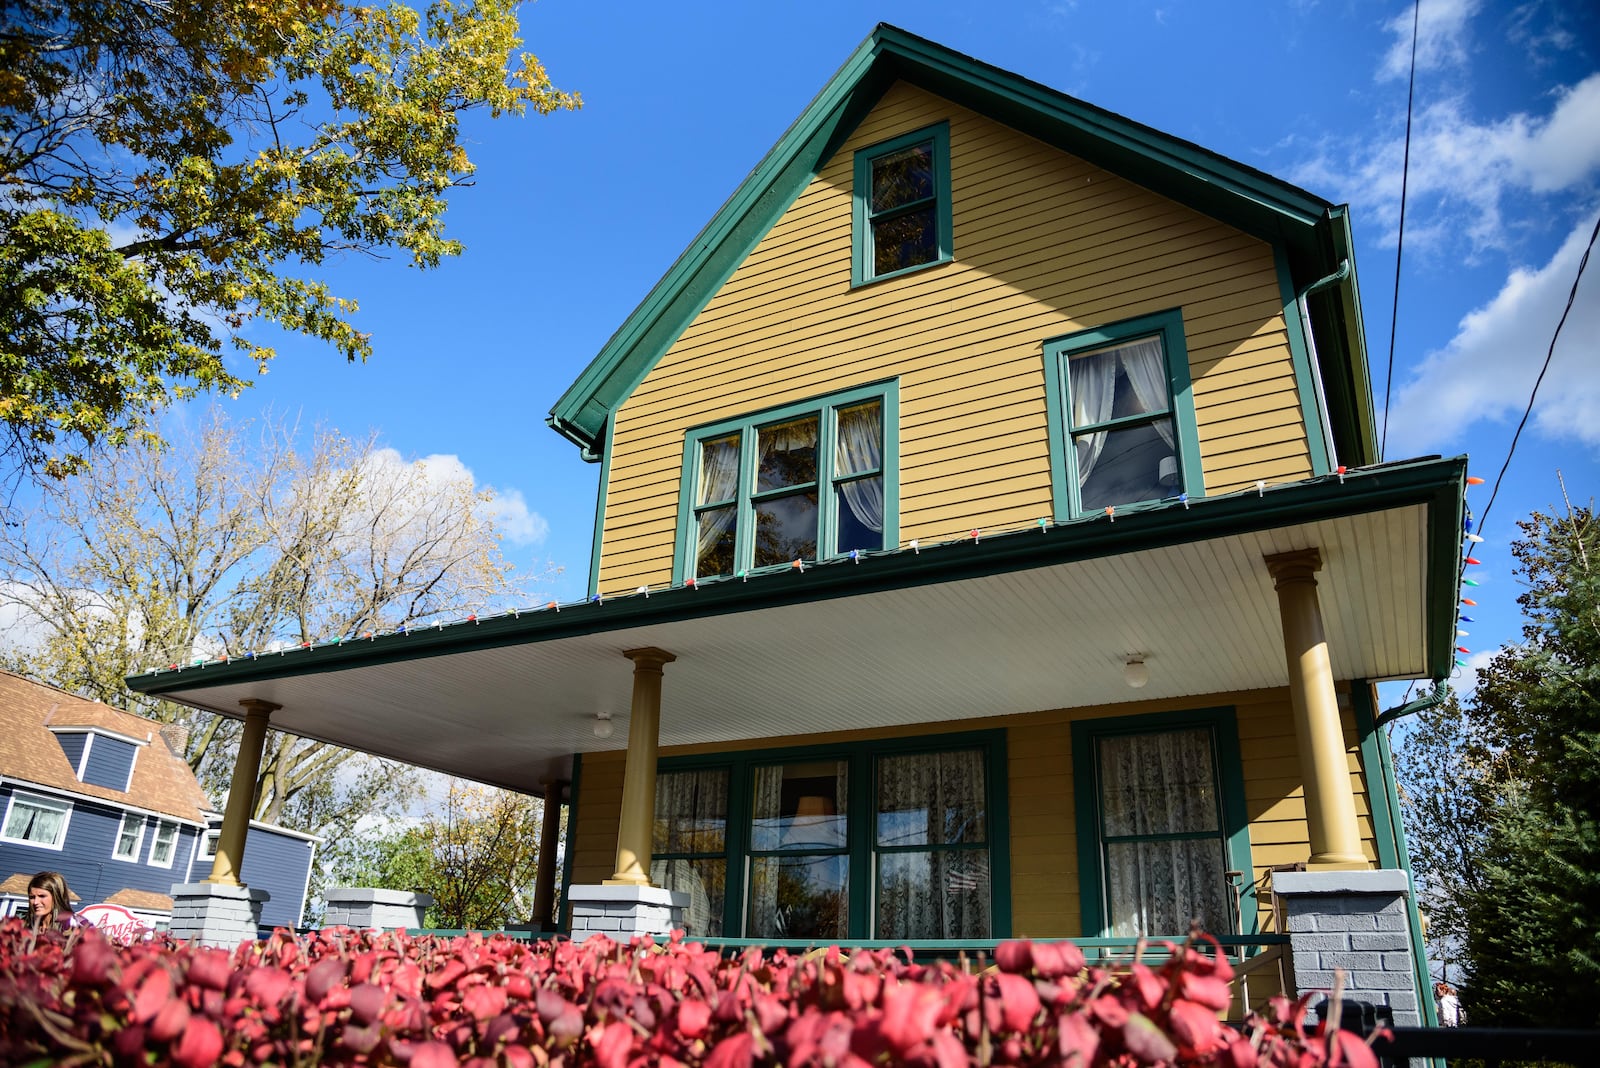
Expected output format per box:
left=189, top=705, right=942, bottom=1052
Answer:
left=0, top=670, right=317, bottom=931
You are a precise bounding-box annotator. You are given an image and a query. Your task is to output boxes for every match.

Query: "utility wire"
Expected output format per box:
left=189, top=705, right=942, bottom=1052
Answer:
left=1381, top=0, right=1421, bottom=462
left=1477, top=210, right=1600, bottom=540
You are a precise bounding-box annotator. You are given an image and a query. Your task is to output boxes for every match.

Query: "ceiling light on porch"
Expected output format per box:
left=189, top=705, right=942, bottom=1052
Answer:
left=1123, top=656, right=1149, bottom=689
left=593, top=712, right=615, bottom=739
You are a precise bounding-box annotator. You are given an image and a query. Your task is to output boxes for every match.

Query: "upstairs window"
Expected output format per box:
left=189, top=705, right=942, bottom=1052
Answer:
left=852, top=124, right=952, bottom=285
left=1042, top=309, right=1203, bottom=519
left=113, top=812, right=146, bottom=861
left=2, top=792, right=71, bottom=849
left=675, top=383, right=898, bottom=583
left=148, top=819, right=179, bottom=868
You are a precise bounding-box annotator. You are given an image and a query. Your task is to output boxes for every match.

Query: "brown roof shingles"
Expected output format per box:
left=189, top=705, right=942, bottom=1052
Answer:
left=0, top=671, right=212, bottom=824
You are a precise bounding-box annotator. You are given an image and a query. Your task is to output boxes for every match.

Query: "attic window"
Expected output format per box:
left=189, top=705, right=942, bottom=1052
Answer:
left=852, top=123, right=952, bottom=285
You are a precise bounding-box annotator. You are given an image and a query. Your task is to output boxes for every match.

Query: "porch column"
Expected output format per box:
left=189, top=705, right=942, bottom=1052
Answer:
left=530, top=778, right=566, bottom=929
left=608, top=647, right=676, bottom=885
left=1264, top=549, right=1367, bottom=869
left=209, top=698, right=276, bottom=885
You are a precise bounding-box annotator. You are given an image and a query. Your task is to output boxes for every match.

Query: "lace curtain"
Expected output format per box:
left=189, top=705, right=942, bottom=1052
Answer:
left=695, top=434, right=740, bottom=563
left=1097, top=729, right=1228, bottom=937
left=652, top=770, right=729, bottom=936
left=875, top=749, right=990, bottom=939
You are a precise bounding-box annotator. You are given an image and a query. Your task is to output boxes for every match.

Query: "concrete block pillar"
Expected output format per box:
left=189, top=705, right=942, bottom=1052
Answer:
left=322, top=887, right=435, bottom=930
left=169, top=882, right=270, bottom=948
left=567, top=884, right=687, bottom=943
left=1273, top=869, right=1423, bottom=1026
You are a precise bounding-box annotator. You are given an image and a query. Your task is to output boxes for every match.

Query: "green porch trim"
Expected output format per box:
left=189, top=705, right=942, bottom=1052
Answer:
left=587, top=419, right=615, bottom=598
left=560, top=752, right=582, bottom=932
left=1305, top=208, right=1377, bottom=467
left=670, top=379, right=902, bottom=585
left=546, top=24, right=1357, bottom=460
left=1274, top=247, right=1332, bottom=476
left=127, top=456, right=1469, bottom=699
left=1349, top=684, right=1398, bottom=871
left=1040, top=308, right=1205, bottom=522
left=851, top=122, right=953, bottom=287
left=657, top=728, right=1010, bottom=941
left=1070, top=706, right=1255, bottom=940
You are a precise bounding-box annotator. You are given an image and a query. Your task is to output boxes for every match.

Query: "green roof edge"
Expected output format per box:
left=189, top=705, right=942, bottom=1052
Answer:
left=546, top=23, right=1358, bottom=458
left=128, top=455, right=1468, bottom=703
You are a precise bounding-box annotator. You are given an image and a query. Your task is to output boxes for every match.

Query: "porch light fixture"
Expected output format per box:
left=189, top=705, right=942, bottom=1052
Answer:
left=1123, top=656, right=1149, bottom=689
left=593, top=712, right=615, bottom=739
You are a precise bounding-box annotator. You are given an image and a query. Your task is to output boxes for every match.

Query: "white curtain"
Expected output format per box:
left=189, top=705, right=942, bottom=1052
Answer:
left=875, top=750, right=989, bottom=939
left=756, top=418, right=817, bottom=490
left=1117, top=338, right=1176, bottom=450
left=695, top=435, right=740, bottom=562
left=1069, top=352, right=1118, bottom=487
left=835, top=403, right=884, bottom=534
left=5, top=799, right=65, bottom=844
left=1097, top=729, right=1228, bottom=937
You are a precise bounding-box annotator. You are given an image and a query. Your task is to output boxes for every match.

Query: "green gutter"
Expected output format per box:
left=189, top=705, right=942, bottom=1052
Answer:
left=127, top=456, right=1467, bottom=699
left=1374, top=681, right=1449, bottom=729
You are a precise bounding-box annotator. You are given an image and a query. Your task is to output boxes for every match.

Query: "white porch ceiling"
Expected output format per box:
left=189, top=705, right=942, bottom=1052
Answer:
left=136, top=501, right=1440, bottom=797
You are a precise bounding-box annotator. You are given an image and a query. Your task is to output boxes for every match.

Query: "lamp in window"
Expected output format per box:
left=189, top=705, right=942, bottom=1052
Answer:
left=593, top=712, right=615, bottom=739
left=784, top=795, right=838, bottom=848
left=1157, top=455, right=1180, bottom=488
left=1124, top=656, right=1150, bottom=689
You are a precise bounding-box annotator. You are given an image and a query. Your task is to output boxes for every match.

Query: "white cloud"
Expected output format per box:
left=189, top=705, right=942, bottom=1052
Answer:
left=359, top=449, right=549, bottom=548
left=1379, top=0, right=1481, bottom=82
left=1387, top=216, right=1600, bottom=454
left=1451, top=645, right=1502, bottom=698
left=1291, top=74, right=1600, bottom=255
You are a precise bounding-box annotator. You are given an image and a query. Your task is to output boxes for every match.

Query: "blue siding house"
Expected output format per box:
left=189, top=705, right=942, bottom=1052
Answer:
left=0, top=671, right=318, bottom=930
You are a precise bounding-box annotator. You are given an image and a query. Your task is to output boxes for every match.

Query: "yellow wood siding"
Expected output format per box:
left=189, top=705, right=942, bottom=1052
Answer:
left=594, top=83, right=1313, bottom=595
left=566, top=685, right=1376, bottom=938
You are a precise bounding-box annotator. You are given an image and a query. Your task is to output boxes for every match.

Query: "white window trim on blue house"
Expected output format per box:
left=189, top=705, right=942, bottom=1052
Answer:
left=113, top=811, right=147, bottom=862
left=147, top=819, right=180, bottom=869
left=1, top=789, right=73, bottom=850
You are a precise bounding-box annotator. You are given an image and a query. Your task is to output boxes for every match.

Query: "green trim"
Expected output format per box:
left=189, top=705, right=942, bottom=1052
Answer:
left=560, top=753, right=581, bottom=932
left=1349, top=684, right=1398, bottom=871
left=657, top=728, right=1010, bottom=940
left=547, top=24, right=1354, bottom=459
left=587, top=419, right=615, bottom=598
left=671, top=380, right=901, bottom=584
left=1305, top=208, right=1378, bottom=466
left=128, top=456, right=1468, bottom=699
left=1041, top=309, right=1204, bottom=521
left=1071, top=707, right=1255, bottom=939
left=851, top=122, right=953, bottom=287
left=1274, top=247, right=1332, bottom=476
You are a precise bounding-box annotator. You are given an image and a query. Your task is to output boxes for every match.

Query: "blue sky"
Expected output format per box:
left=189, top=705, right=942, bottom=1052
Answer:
left=223, top=0, right=1598, bottom=698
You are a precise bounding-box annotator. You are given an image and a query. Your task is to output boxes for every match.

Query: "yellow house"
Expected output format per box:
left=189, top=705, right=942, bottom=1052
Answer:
left=131, top=26, right=1463, bottom=1026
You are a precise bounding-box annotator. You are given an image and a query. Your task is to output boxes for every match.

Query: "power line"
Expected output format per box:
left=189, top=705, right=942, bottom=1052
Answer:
left=1477, top=210, right=1600, bottom=540
left=1381, top=0, right=1421, bottom=462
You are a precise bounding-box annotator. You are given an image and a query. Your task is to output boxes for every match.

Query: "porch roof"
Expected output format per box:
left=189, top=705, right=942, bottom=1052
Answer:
left=126, top=456, right=1466, bottom=797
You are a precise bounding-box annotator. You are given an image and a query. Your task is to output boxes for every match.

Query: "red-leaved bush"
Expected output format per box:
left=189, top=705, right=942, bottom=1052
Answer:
left=0, top=918, right=1379, bottom=1067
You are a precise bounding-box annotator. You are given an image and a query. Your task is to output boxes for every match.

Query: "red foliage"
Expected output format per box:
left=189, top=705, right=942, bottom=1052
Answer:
left=0, top=919, right=1380, bottom=1067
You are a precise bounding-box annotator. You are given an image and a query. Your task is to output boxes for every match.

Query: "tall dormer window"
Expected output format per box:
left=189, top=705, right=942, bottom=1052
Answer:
left=674, top=382, right=899, bottom=583
left=852, top=123, right=952, bottom=286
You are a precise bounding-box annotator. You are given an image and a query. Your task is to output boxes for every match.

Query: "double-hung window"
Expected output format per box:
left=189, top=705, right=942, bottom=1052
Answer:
left=852, top=123, right=953, bottom=285
left=1, top=791, right=71, bottom=849
left=1042, top=309, right=1202, bottom=519
left=113, top=812, right=146, bottom=861
left=148, top=819, right=180, bottom=868
left=650, top=731, right=1008, bottom=941
left=1072, top=709, right=1253, bottom=938
left=676, top=382, right=898, bottom=583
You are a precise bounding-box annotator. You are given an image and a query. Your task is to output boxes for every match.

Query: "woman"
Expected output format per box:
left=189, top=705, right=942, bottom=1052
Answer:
left=27, top=871, right=81, bottom=930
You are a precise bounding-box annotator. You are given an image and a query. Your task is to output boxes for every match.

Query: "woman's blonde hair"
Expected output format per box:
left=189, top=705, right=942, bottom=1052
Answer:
left=27, top=870, right=72, bottom=921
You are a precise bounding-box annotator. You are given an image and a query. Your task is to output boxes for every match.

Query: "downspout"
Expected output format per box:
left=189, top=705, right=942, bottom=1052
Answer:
left=1375, top=680, right=1450, bottom=729
left=1296, top=259, right=1350, bottom=472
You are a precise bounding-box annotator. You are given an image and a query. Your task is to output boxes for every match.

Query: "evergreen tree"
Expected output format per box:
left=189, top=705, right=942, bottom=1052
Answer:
left=1459, top=502, right=1600, bottom=1026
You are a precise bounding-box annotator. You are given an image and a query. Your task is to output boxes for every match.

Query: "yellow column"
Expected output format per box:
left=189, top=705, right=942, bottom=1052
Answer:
left=1265, top=549, right=1367, bottom=869
left=530, top=779, right=566, bottom=929
left=208, top=698, right=276, bottom=885
left=607, top=647, right=676, bottom=885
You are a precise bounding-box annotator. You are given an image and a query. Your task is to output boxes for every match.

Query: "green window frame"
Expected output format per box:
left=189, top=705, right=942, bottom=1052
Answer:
left=851, top=123, right=953, bottom=286
left=652, top=730, right=1011, bottom=941
left=1041, top=309, right=1204, bottom=521
left=673, top=381, right=899, bottom=584
left=1071, top=707, right=1254, bottom=939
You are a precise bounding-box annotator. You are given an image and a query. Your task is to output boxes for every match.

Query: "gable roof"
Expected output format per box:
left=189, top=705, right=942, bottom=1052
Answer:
left=548, top=23, right=1377, bottom=466
left=0, top=671, right=212, bottom=825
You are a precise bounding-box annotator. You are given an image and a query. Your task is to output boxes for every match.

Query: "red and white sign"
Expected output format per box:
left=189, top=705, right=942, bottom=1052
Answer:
left=77, top=903, right=154, bottom=944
